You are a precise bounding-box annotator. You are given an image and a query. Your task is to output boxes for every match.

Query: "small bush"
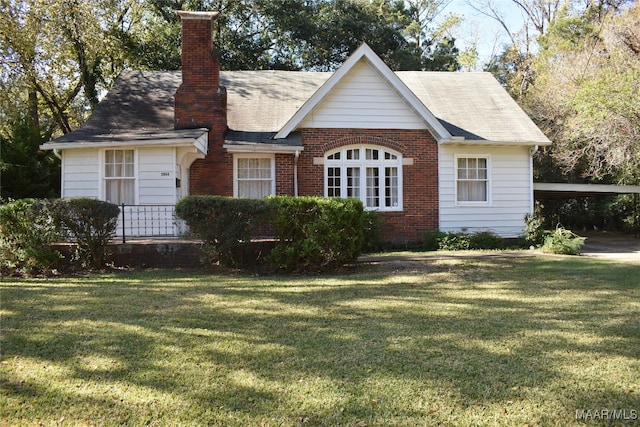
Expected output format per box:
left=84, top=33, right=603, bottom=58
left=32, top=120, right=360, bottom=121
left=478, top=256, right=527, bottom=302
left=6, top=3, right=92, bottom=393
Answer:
left=175, top=196, right=273, bottom=267
left=469, top=231, right=504, bottom=250
left=54, top=198, right=120, bottom=269
left=424, top=230, right=505, bottom=251
left=438, top=232, right=471, bottom=251
left=0, top=199, right=62, bottom=275
left=267, top=196, right=363, bottom=272
left=542, top=226, right=585, bottom=255
left=423, top=230, right=447, bottom=251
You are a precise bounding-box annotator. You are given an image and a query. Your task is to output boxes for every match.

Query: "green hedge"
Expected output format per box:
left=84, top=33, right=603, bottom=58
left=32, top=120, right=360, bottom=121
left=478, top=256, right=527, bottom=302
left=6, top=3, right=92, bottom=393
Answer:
left=0, top=199, right=62, bottom=275
left=176, top=196, right=364, bottom=271
left=0, top=197, right=120, bottom=274
left=423, top=230, right=505, bottom=251
left=175, top=196, right=274, bottom=267
left=267, top=196, right=363, bottom=272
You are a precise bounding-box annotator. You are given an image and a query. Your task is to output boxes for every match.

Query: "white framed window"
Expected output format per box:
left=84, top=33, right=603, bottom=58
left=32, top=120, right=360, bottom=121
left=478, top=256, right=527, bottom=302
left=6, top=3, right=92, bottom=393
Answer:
left=104, top=149, right=136, bottom=205
left=456, top=156, right=490, bottom=204
left=325, top=145, right=402, bottom=211
left=234, top=154, right=275, bottom=199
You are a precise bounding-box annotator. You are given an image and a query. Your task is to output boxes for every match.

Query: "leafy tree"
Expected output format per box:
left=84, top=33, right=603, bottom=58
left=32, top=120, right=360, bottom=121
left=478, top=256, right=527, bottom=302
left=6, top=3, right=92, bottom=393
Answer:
left=1, top=0, right=145, bottom=197
left=527, top=2, right=640, bottom=182
left=485, top=45, right=535, bottom=100
left=0, top=117, right=60, bottom=199
left=135, top=0, right=460, bottom=71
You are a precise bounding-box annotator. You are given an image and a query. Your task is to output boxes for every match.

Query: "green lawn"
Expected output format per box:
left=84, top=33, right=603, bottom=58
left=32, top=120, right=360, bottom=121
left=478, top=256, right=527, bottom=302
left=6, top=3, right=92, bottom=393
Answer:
left=1, top=255, right=639, bottom=426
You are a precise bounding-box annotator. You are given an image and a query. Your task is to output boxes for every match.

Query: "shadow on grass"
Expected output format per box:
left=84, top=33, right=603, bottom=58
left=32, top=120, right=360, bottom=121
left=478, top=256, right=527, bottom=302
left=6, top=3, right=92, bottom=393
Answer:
left=1, top=257, right=639, bottom=425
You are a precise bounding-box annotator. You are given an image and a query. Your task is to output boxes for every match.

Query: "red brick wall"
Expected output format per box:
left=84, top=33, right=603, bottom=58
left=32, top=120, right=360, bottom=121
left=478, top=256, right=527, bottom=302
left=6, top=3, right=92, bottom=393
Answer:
left=275, top=153, right=295, bottom=195
left=189, top=143, right=233, bottom=196
left=296, top=128, right=439, bottom=244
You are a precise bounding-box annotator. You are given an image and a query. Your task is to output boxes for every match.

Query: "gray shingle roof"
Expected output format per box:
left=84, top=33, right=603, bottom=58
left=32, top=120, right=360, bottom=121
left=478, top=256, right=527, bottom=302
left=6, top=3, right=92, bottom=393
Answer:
left=397, top=72, right=549, bottom=143
left=47, top=69, right=549, bottom=146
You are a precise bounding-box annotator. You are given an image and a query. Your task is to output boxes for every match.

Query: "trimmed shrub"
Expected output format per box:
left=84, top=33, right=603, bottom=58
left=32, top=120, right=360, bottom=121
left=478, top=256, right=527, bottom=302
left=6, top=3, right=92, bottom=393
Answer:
left=542, top=226, right=586, bottom=255
left=54, top=198, right=120, bottom=269
left=469, top=231, right=505, bottom=250
left=175, top=196, right=273, bottom=267
left=424, top=230, right=505, bottom=251
left=0, top=199, right=62, bottom=275
left=267, top=196, right=364, bottom=272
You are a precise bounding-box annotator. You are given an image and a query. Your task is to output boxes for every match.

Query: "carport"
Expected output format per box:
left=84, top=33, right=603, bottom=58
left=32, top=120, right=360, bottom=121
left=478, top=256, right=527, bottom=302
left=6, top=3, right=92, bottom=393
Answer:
left=533, top=182, right=640, bottom=234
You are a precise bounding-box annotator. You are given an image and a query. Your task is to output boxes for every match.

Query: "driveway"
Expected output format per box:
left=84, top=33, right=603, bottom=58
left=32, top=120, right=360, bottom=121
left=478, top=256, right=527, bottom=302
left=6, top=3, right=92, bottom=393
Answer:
left=581, top=232, right=640, bottom=263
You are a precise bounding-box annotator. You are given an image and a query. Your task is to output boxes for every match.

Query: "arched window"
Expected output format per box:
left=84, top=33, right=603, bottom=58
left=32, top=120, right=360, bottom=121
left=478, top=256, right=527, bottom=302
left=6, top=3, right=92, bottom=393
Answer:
left=325, top=145, right=402, bottom=211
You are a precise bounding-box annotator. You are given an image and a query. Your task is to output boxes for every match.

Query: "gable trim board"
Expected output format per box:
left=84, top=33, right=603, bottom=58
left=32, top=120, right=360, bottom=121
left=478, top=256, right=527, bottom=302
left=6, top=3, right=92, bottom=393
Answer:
left=40, top=12, right=552, bottom=243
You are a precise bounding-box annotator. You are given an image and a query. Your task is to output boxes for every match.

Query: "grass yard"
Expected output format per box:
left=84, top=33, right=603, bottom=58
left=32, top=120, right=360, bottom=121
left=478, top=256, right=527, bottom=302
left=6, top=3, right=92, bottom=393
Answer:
left=1, top=255, right=639, bottom=426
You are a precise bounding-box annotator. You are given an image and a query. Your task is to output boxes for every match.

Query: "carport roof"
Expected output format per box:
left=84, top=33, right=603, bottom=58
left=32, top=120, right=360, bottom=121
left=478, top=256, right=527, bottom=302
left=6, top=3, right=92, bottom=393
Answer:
left=534, top=182, right=640, bottom=198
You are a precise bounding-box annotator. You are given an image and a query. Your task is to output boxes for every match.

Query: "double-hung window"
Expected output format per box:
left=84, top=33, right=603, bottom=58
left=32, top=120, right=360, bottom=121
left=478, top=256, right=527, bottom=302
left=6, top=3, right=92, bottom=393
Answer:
left=456, top=156, right=489, bottom=203
left=325, top=146, right=402, bottom=211
left=234, top=155, right=275, bottom=199
left=104, top=149, right=135, bottom=204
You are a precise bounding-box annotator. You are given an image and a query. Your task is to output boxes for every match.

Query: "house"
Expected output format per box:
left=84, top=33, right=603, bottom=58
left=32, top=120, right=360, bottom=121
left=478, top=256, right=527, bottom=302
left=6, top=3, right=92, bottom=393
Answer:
left=40, top=10, right=551, bottom=243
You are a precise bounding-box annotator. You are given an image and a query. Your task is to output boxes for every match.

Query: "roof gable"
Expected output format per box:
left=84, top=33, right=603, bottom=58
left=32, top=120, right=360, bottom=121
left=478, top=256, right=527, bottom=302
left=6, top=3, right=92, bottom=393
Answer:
left=297, top=60, right=428, bottom=130
left=274, top=43, right=452, bottom=141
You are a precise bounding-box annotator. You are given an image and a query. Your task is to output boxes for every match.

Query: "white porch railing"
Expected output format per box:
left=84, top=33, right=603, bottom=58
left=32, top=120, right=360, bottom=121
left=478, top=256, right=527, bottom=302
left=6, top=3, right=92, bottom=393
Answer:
left=116, top=204, right=186, bottom=242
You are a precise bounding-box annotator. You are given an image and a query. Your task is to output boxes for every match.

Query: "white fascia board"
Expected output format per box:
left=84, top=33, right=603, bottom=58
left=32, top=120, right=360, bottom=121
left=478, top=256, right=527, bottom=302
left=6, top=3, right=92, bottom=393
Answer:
left=439, top=138, right=552, bottom=147
left=223, top=143, right=303, bottom=154
left=274, top=43, right=452, bottom=141
left=534, top=182, right=640, bottom=194
left=40, top=134, right=209, bottom=153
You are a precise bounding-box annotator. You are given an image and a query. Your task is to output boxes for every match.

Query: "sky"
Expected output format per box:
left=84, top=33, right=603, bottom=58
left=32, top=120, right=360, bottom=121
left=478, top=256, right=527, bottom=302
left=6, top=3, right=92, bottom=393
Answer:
left=440, top=0, right=528, bottom=68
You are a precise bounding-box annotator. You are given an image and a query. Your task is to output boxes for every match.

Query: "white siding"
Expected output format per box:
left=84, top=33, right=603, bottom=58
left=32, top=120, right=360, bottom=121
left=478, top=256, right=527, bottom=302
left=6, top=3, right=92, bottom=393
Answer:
left=439, top=145, right=533, bottom=238
left=61, top=149, right=100, bottom=199
left=299, top=60, right=427, bottom=130
left=137, top=147, right=177, bottom=205
left=61, top=147, right=177, bottom=205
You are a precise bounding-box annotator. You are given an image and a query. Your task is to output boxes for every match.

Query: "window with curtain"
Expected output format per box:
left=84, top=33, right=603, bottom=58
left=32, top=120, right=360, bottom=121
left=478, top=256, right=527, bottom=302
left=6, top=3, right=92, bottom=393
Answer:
left=456, top=156, right=489, bottom=203
left=235, top=156, right=274, bottom=199
left=104, top=149, right=135, bottom=205
left=325, top=146, right=402, bottom=211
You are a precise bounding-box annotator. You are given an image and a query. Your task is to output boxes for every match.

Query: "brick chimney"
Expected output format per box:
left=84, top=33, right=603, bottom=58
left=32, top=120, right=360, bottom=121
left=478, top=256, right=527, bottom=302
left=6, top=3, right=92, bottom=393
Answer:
left=174, top=10, right=227, bottom=135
